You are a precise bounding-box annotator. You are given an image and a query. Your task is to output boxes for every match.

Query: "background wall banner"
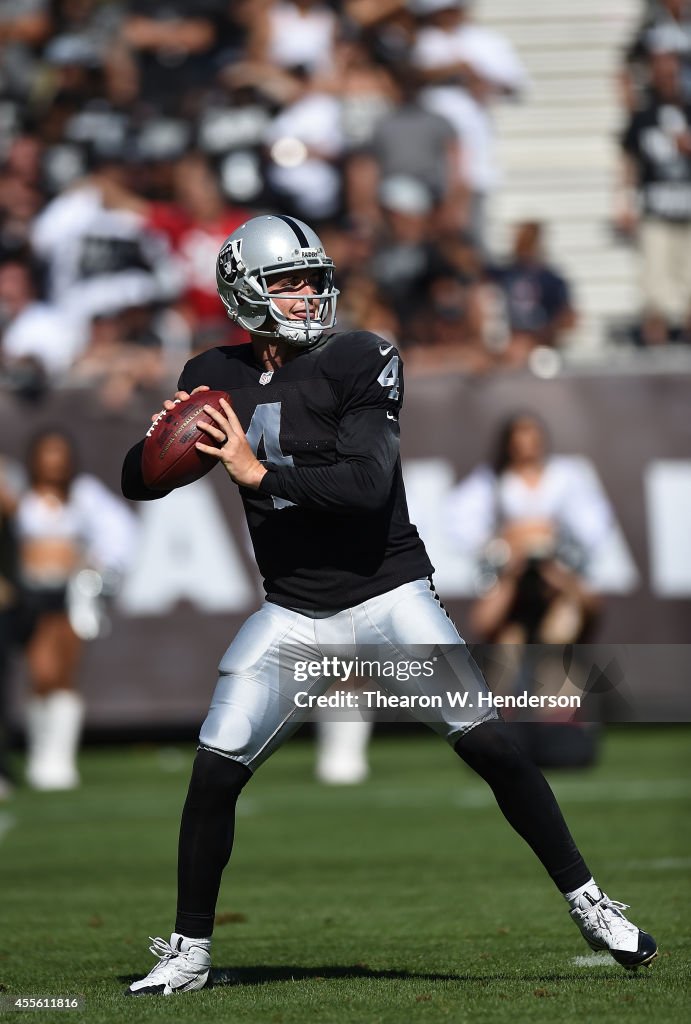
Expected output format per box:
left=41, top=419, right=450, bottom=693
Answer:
left=3, top=370, right=690, bottom=728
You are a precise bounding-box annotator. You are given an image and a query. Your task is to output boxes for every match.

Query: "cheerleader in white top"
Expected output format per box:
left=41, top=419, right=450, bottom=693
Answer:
left=16, top=429, right=138, bottom=790
left=447, top=413, right=611, bottom=646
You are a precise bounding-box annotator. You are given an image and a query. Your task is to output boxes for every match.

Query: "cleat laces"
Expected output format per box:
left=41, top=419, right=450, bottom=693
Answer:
left=146, top=936, right=179, bottom=973
left=592, top=899, right=636, bottom=940
left=575, top=896, right=641, bottom=953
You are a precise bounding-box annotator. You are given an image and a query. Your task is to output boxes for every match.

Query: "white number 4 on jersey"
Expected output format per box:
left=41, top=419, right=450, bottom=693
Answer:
left=378, top=355, right=400, bottom=401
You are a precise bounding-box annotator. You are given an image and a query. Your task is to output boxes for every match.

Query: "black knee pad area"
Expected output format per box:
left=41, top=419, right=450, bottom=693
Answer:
left=454, top=719, right=529, bottom=780
left=188, top=748, right=252, bottom=804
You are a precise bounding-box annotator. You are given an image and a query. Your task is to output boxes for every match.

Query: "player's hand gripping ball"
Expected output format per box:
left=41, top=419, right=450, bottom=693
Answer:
left=142, top=389, right=232, bottom=490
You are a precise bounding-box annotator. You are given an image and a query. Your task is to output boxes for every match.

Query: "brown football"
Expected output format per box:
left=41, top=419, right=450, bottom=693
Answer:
left=142, top=390, right=232, bottom=490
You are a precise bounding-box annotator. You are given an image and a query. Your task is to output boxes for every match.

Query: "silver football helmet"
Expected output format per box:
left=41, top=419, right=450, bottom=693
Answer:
left=216, top=214, right=338, bottom=347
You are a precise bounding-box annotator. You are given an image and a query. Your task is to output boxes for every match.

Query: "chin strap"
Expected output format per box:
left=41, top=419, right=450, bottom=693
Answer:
left=276, top=320, right=325, bottom=347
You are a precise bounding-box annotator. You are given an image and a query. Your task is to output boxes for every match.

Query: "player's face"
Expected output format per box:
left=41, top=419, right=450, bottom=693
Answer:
left=266, top=269, right=321, bottom=320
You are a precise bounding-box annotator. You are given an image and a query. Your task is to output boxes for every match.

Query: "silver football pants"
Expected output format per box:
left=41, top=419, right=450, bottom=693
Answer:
left=199, top=578, right=497, bottom=771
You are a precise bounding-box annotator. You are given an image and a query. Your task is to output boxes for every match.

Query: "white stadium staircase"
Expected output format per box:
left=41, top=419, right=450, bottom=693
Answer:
left=476, top=0, right=641, bottom=356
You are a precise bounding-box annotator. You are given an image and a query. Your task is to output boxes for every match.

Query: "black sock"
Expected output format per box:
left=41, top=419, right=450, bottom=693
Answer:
left=175, top=748, right=252, bottom=938
left=454, top=720, right=592, bottom=894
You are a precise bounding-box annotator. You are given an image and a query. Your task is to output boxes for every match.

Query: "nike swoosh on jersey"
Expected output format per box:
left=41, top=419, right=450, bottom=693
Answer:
left=379, top=344, right=393, bottom=356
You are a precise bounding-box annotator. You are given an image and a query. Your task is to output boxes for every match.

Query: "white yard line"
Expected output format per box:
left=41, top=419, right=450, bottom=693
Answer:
left=451, top=778, right=691, bottom=810
left=621, top=856, right=691, bottom=871
left=255, top=777, right=691, bottom=811
left=570, top=953, right=613, bottom=967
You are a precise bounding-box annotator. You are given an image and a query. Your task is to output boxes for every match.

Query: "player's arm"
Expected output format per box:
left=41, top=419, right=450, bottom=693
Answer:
left=120, top=385, right=210, bottom=500
left=258, top=405, right=399, bottom=512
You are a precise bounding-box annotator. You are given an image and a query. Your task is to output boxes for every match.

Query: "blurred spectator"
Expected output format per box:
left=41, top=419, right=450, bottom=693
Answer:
left=406, top=265, right=492, bottom=373
left=344, top=0, right=415, bottom=69
left=366, top=178, right=495, bottom=370
left=0, top=253, right=86, bottom=384
left=489, top=221, right=577, bottom=365
left=31, top=157, right=181, bottom=329
left=345, top=60, right=466, bottom=232
left=101, top=150, right=249, bottom=346
left=446, top=413, right=610, bottom=645
left=618, top=51, right=691, bottom=345
left=410, top=0, right=527, bottom=96
left=119, top=0, right=226, bottom=113
left=197, top=76, right=271, bottom=209
left=620, top=0, right=691, bottom=111
left=247, top=0, right=338, bottom=78
left=2, top=131, right=43, bottom=188
left=49, top=0, right=123, bottom=48
left=322, top=36, right=397, bottom=156
left=370, top=174, right=437, bottom=319
left=38, top=16, right=118, bottom=139
left=410, top=0, right=528, bottom=248
left=0, top=0, right=51, bottom=101
left=215, top=0, right=256, bottom=67
left=263, top=70, right=345, bottom=221
left=16, top=428, right=138, bottom=790
left=319, top=218, right=402, bottom=341
left=0, top=457, right=19, bottom=799
left=69, top=305, right=168, bottom=411
left=0, top=133, right=45, bottom=254
left=337, top=271, right=401, bottom=344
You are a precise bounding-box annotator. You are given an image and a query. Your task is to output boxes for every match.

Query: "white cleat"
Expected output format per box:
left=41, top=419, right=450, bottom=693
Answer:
left=126, top=934, right=211, bottom=996
left=570, top=889, right=657, bottom=970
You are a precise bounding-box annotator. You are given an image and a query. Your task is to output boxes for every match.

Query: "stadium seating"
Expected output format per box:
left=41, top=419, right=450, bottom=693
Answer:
left=479, top=0, right=640, bottom=353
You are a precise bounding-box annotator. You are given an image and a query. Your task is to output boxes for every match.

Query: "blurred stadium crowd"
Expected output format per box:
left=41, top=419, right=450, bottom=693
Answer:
left=617, top=0, right=691, bottom=346
left=0, top=0, right=577, bottom=409
left=1, top=0, right=689, bottom=408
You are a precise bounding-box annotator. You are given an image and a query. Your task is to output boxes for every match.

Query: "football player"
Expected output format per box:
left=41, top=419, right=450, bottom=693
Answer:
left=121, top=214, right=657, bottom=995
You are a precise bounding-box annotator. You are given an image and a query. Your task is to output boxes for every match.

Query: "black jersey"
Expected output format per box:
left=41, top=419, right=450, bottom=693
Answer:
left=622, top=95, right=691, bottom=222
left=122, top=330, right=433, bottom=610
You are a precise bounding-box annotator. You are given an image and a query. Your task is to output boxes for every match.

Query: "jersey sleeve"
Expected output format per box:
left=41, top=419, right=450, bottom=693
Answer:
left=121, top=438, right=172, bottom=501
left=121, top=351, right=222, bottom=502
left=177, top=357, right=203, bottom=393
left=258, top=333, right=404, bottom=514
left=334, top=331, right=403, bottom=417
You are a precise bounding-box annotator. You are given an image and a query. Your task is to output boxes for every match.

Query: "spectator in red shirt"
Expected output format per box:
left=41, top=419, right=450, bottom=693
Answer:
left=103, top=151, right=250, bottom=348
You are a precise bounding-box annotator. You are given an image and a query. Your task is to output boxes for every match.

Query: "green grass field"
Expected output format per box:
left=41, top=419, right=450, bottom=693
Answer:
left=0, top=727, right=689, bottom=1024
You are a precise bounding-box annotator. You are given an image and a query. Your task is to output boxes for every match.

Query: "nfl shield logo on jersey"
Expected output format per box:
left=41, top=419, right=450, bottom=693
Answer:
left=259, top=371, right=274, bottom=386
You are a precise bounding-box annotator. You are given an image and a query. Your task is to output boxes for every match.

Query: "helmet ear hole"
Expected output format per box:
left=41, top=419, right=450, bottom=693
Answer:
left=236, top=300, right=269, bottom=331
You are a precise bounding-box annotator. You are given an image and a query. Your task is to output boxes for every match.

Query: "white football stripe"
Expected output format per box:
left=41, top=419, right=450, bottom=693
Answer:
left=571, top=953, right=612, bottom=967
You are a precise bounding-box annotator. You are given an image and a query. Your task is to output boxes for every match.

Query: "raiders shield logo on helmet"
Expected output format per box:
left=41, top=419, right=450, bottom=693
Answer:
left=218, top=238, right=244, bottom=285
